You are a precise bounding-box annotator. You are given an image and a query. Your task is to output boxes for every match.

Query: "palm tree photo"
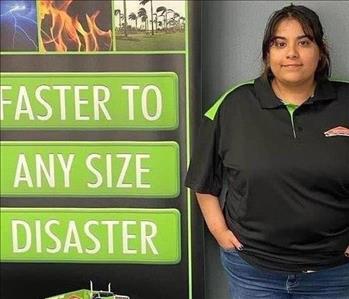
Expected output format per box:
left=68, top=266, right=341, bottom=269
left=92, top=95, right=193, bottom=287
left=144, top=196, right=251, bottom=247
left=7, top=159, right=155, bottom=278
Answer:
left=114, top=0, right=186, bottom=51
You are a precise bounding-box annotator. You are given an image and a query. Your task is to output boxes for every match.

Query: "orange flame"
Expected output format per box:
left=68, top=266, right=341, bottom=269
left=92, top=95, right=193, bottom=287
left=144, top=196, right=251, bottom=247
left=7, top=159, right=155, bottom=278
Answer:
left=39, top=0, right=112, bottom=52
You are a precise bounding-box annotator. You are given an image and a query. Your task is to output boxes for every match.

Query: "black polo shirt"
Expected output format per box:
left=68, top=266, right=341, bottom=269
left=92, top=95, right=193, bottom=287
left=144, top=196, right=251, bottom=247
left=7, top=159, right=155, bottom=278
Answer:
left=185, top=76, right=349, bottom=273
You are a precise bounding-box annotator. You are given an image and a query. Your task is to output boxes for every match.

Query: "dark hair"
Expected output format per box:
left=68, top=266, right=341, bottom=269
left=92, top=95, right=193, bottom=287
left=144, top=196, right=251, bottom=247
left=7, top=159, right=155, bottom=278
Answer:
left=262, top=4, right=331, bottom=81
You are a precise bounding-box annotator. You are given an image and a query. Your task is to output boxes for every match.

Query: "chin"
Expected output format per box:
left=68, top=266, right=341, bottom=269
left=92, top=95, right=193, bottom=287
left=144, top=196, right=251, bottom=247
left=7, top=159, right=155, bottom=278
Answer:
left=278, top=74, right=314, bottom=85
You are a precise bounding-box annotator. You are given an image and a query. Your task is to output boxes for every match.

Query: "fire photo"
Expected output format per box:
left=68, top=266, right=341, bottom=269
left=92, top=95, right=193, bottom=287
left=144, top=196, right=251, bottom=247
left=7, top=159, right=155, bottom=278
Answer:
left=39, top=0, right=113, bottom=52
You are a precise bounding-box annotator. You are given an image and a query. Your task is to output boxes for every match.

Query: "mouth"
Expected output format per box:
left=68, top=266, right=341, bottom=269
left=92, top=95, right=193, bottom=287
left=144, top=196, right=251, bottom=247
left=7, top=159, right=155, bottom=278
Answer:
left=282, top=64, right=303, bottom=68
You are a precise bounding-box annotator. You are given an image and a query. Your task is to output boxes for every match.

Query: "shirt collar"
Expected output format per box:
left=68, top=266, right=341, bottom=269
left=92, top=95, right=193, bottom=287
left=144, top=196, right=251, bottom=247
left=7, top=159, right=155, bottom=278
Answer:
left=254, top=76, right=337, bottom=109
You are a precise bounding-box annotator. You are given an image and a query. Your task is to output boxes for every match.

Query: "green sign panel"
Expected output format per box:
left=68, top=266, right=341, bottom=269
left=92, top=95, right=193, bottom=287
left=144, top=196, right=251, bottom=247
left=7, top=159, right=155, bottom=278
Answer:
left=0, top=208, right=181, bottom=264
left=0, top=72, right=178, bottom=129
left=0, top=141, right=180, bottom=197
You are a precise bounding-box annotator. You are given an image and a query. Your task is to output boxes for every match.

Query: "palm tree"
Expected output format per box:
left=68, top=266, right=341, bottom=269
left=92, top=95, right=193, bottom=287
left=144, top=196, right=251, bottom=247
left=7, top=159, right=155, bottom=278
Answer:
left=156, top=6, right=167, bottom=31
left=166, top=9, right=174, bottom=18
left=168, top=16, right=175, bottom=30
left=161, top=8, right=174, bottom=32
left=139, top=0, right=154, bottom=35
left=152, top=13, right=158, bottom=31
left=156, top=6, right=174, bottom=32
left=166, top=9, right=174, bottom=31
left=142, top=15, right=149, bottom=31
left=122, top=0, right=128, bottom=37
left=179, top=16, right=186, bottom=30
left=173, top=12, right=180, bottom=30
left=129, top=12, right=138, bottom=30
left=114, top=9, right=122, bottom=29
left=138, top=8, right=148, bottom=32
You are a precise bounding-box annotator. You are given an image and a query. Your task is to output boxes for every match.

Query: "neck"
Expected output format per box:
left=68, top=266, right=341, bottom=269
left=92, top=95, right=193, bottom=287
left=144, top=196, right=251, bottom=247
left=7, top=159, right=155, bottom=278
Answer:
left=272, top=78, right=316, bottom=105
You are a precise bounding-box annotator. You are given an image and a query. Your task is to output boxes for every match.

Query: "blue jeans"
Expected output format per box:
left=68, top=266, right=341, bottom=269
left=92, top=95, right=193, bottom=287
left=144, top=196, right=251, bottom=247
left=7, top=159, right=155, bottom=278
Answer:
left=220, top=248, right=349, bottom=299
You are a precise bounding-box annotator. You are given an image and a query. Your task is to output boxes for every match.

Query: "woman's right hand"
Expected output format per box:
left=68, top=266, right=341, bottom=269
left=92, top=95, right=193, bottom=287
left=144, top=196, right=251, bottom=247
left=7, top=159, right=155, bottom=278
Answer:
left=195, top=192, right=244, bottom=251
left=215, top=228, right=244, bottom=251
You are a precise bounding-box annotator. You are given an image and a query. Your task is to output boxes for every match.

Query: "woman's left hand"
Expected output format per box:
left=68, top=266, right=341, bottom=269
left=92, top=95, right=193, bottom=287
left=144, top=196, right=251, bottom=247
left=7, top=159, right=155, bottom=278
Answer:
left=345, top=246, right=349, bottom=257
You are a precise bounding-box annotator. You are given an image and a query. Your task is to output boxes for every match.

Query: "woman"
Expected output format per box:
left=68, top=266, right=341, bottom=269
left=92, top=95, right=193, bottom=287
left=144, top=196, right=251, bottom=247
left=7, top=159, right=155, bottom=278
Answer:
left=186, top=4, right=349, bottom=298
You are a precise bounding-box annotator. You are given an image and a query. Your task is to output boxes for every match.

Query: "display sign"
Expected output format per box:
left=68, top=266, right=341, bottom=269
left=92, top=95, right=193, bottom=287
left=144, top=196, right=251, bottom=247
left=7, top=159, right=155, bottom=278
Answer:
left=0, top=1, right=203, bottom=299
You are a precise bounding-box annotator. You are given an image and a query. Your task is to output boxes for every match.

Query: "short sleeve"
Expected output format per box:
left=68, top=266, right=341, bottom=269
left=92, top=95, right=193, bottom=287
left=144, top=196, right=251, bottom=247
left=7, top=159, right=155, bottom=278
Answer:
left=185, top=114, right=223, bottom=196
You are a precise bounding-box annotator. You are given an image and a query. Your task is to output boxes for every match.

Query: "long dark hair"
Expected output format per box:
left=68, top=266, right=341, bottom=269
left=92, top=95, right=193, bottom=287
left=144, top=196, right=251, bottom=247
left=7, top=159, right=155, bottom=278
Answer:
left=262, top=4, right=331, bottom=81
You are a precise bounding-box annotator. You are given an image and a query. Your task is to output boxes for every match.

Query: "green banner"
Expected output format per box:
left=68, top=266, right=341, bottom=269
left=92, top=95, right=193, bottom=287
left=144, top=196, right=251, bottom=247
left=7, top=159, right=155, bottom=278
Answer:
left=0, top=72, right=178, bottom=129
left=0, top=208, right=181, bottom=263
left=0, top=141, right=180, bottom=197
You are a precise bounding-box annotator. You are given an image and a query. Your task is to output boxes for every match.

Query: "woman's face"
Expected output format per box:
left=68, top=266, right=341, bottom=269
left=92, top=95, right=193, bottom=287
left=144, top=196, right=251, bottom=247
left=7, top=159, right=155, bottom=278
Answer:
left=268, top=18, right=320, bottom=85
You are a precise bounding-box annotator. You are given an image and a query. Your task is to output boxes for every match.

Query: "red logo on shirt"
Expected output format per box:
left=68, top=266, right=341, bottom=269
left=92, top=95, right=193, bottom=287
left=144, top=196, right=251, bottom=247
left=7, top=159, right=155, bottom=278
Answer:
left=324, top=126, right=349, bottom=137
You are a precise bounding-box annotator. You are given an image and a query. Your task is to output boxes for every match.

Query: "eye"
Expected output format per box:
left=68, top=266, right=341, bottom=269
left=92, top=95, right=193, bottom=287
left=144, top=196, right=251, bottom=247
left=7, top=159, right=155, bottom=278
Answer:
left=299, top=39, right=311, bottom=46
left=274, top=40, right=287, bottom=48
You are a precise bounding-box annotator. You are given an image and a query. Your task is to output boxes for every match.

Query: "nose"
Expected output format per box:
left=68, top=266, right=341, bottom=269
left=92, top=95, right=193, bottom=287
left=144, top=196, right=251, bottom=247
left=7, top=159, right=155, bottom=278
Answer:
left=286, top=42, right=299, bottom=59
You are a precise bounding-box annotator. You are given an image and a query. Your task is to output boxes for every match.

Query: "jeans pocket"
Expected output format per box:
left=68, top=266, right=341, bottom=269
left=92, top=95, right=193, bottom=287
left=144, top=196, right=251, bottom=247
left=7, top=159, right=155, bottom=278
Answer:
left=221, top=246, right=238, bottom=254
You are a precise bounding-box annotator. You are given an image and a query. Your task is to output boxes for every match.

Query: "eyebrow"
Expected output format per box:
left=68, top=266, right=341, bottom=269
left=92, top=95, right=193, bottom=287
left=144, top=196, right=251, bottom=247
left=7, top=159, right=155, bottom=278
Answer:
left=272, top=35, right=313, bottom=40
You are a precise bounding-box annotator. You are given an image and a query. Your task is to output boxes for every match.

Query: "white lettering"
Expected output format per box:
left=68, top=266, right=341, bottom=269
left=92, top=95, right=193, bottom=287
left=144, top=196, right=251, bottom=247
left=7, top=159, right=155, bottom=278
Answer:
left=9, top=219, right=161, bottom=256
left=86, top=154, right=103, bottom=188
left=116, top=154, right=132, bottom=188
left=136, top=154, right=150, bottom=188
left=74, top=86, right=89, bottom=120
left=84, top=220, right=101, bottom=254
left=93, top=85, right=111, bottom=120
left=35, top=220, right=42, bottom=253
left=101, top=220, right=119, bottom=254
left=122, top=85, right=140, bottom=120
left=45, top=220, right=61, bottom=253
left=52, top=85, right=70, bottom=120
left=12, top=220, right=31, bottom=253
left=0, top=85, right=12, bottom=120
left=122, top=221, right=137, bottom=254
left=35, top=154, right=55, bottom=188
left=15, top=86, right=34, bottom=120
left=13, top=154, right=33, bottom=188
left=57, top=154, right=74, bottom=188
left=63, top=221, right=83, bottom=253
left=141, top=85, right=162, bottom=121
left=35, top=85, right=53, bottom=121
left=141, top=221, right=158, bottom=255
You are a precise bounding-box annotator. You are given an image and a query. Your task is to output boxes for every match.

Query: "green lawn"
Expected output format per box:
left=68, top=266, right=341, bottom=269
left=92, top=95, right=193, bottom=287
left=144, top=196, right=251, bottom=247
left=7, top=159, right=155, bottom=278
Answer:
left=115, top=31, right=185, bottom=51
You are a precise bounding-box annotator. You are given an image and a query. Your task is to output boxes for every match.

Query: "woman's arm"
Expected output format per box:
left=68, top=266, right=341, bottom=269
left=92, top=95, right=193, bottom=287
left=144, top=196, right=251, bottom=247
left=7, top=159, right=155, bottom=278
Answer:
left=196, top=192, right=244, bottom=250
